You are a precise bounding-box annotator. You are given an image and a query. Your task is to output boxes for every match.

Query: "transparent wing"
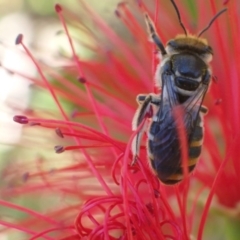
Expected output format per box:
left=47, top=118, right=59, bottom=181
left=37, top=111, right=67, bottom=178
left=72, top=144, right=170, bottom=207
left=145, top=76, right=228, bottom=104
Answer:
left=156, top=72, right=179, bottom=123
left=149, top=72, right=209, bottom=181
left=182, top=84, right=208, bottom=129
left=158, top=72, right=209, bottom=137
left=162, top=72, right=179, bottom=108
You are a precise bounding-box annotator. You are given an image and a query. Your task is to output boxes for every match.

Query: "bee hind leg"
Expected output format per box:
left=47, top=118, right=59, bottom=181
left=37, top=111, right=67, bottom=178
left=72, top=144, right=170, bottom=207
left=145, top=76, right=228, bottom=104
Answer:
left=131, top=94, right=160, bottom=165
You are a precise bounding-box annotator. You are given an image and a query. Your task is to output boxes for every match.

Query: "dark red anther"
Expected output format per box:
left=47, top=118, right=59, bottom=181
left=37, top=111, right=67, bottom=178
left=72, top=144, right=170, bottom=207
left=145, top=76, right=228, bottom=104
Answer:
left=146, top=203, right=154, bottom=215
left=49, top=168, right=56, bottom=174
left=71, top=109, right=78, bottom=118
left=78, top=77, right=86, bottom=83
left=15, top=34, right=23, bottom=45
left=55, top=128, right=64, bottom=138
left=223, top=0, right=229, bottom=5
left=154, top=189, right=160, bottom=198
left=22, top=172, right=29, bottom=182
left=13, top=115, right=29, bottom=124
left=54, top=145, right=65, bottom=153
left=136, top=0, right=142, bottom=7
left=55, top=4, right=62, bottom=13
left=131, top=227, right=136, bottom=236
left=215, top=98, right=222, bottom=105
left=115, top=10, right=121, bottom=18
left=212, top=75, right=218, bottom=83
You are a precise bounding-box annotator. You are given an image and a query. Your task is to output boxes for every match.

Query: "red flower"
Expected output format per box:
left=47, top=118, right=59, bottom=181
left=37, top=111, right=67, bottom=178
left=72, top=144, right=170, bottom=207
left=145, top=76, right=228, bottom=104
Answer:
left=0, top=1, right=239, bottom=240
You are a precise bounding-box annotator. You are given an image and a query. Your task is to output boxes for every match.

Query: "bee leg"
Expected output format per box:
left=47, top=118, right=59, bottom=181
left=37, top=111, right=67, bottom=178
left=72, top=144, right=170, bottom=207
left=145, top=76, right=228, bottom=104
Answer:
left=144, top=13, right=167, bottom=56
left=131, top=94, right=157, bottom=165
left=200, top=105, right=208, bottom=114
left=137, top=93, right=161, bottom=106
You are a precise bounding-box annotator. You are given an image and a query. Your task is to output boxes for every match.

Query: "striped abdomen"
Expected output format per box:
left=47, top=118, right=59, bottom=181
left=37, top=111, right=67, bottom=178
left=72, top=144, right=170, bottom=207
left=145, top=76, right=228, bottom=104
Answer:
left=148, top=112, right=203, bottom=185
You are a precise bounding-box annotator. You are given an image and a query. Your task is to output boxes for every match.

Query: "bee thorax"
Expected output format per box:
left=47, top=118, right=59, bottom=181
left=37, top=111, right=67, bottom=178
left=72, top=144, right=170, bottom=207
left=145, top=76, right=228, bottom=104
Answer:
left=172, top=53, right=207, bottom=79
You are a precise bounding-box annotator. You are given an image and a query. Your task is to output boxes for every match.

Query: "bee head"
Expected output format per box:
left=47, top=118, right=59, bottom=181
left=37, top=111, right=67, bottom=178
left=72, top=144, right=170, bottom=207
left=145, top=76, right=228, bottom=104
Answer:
left=166, top=35, right=213, bottom=63
left=145, top=1, right=226, bottom=59
left=150, top=1, right=226, bottom=94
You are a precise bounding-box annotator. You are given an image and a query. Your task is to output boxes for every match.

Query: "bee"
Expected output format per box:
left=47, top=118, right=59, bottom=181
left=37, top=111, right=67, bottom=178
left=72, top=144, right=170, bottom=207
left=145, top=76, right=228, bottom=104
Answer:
left=131, top=0, right=227, bottom=184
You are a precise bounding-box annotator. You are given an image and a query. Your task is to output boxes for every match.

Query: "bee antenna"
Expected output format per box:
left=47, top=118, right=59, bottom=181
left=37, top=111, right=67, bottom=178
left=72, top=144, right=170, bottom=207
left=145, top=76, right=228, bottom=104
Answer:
left=198, top=8, right=227, bottom=37
left=170, top=0, right=187, bottom=36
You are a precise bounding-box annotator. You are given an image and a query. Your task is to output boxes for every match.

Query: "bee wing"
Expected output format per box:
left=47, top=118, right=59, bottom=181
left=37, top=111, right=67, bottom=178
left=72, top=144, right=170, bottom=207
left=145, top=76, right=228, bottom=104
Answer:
left=182, top=84, right=208, bottom=125
left=160, top=71, right=208, bottom=132
left=155, top=72, right=179, bottom=122
left=162, top=72, right=179, bottom=108
left=150, top=73, right=209, bottom=181
left=150, top=73, right=182, bottom=180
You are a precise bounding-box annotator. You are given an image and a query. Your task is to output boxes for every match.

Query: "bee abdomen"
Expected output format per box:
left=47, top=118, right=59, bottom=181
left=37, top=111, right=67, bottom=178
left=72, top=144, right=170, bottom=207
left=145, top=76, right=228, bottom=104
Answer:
left=148, top=117, right=204, bottom=185
left=161, top=146, right=202, bottom=184
left=162, top=164, right=196, bottom=185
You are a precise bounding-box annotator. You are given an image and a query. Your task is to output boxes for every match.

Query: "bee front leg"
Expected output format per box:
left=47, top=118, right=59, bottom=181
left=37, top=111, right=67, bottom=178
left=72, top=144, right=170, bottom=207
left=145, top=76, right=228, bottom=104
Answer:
left=137, top=93, right=161, bottom=106
left=144, top=13, right=167, bottom=56
left=200, top=105, right=208, bottom=114
left=131, top=94, right=160, bottom=165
